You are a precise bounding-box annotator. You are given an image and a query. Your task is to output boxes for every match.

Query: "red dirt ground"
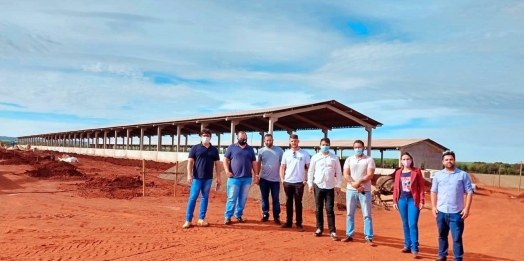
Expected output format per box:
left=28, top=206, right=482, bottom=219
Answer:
left=1, top=150, right=522, bottom=261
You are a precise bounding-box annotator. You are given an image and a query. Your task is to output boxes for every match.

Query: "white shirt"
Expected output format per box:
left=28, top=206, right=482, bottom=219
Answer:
left=307, top=152, right=342, bottom=189
left=343, top=155, right=376, bottom=191
left=281, top=149, right=311, bottom=183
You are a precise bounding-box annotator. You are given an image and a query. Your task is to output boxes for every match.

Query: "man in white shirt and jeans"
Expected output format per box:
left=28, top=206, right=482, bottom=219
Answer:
left=343, top=140, right=376, bottom=245
left=280, top=134, right=311, bottom=232
left=307, top=137, right=342, bottom=241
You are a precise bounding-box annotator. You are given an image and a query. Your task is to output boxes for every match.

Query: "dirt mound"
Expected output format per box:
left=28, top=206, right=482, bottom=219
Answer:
left=26, top=161, right=85, bottom=178
left=77, top=176, right=152, bottom=199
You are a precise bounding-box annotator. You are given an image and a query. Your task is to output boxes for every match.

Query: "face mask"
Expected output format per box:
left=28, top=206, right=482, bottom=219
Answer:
left=320, top=145, right=329, bottom=152
left=238, top=139, right=247, bottom=145
left=354, top=148, right=363, bottom=155
left=401, top=160, right=412, bottom=167
left=201, top=137, right=210, bottom=143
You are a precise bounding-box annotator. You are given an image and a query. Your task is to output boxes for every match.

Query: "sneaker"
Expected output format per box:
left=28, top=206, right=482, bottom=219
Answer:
left=314, top=228, right=322, bottom=237
left=261, top=214, right=269, bottom=222
left=401, top=248, right=411, bottom=253
left=412, top=252, right=419, bottom=259
left=182, top=221, right=191, bottom=229
left=274, top=219, right=281, bottom=225
left=281, top=223, right=292, bottom=228
left=224, top=218, right=232, bottom=225
left=366, top=239, right=375, bottom=246
left=342, top=236, right=353, bottom=242
left=434, top=257, right=447, bottom=261
left=296, top=224, right=304, bottom=232
left=236, top=217, right=245, bottom=223
left=197, top=219, right=209, bottom=227
left=330, top=233, right=339, bottom=241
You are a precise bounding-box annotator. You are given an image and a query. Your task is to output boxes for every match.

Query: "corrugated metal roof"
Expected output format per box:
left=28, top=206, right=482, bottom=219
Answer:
left=20, top=100, right=383, bottom=138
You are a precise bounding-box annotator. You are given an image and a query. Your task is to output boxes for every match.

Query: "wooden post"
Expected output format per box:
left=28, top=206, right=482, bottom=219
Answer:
left=519, top=161, right=522, bottom=192
left=174, top=162, right=178, bottom=197
left=142, top=159, right=145, bottom=197
left=498, top=168, right=501, bottom=188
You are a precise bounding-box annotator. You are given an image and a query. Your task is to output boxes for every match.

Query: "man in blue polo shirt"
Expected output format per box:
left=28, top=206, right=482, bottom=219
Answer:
left=182, top=128, right=221, bottom=229
left=431, top=151, right=474, bottom=261
left=223, top=131, right=258, bottom=224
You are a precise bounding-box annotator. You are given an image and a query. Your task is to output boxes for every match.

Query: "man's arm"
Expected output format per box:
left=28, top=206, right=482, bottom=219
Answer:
left=252, top=161, right=259, bottom=177
left=335, top=158, right=342, bottom=189
left=223, top=158, right=233, bottom=178
left=307, top=156, right=316, bottom=189
left=187, top=158, right=195, bottom=184
left=430, top=191, right=438, bottom=217
left=461, top=172, right=474, bottom=219
left=214, top=160, right=222, bottom=185
left=280, top=164, right=286, bottom=184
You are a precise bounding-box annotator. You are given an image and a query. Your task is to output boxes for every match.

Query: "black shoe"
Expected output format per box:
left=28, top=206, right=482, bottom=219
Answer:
left=224, top=218, right=232, bottom=225
left=314, top=228, right=322, bottom=237
left=342, top=236, right=353, bottom=242
left=401, top=248, right=411, bottom=253
left=236, top=217, right=245, bottom=223
left=274, top=219, right=281, bottom=225
left=261, top=214, right=269, bottom=222
left=434, top=257, right=447, bottom=261
left=297, top=224, right=304, bottom=232
left=281, top=222, right=292, bottom=228
left=330, top=233, right=339, bottom=241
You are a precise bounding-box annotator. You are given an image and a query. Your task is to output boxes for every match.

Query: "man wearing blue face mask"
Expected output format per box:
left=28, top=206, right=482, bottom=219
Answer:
left=307, top=137, right=342, bottom=241
left=342, top=140, right=376, bottom=245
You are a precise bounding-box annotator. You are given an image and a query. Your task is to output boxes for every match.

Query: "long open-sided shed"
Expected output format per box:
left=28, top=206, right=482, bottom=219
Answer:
left=18, top=100, right=383, bottom=158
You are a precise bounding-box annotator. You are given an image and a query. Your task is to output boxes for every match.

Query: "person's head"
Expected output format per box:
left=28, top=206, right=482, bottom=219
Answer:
left=237, top=131, right=248, bottom=145
left=289, top=134, right=299, bottom=149
left=200, top=128, right=212, bottom=144
left=442, top=150, right=456, bottom=169
left=264, top=134, right=274, bottom=148
left=400, top=152, right=415, bottom=168
left=319, top=137, right=330, bottom=154
left=353, top=140, right=365, bottom=156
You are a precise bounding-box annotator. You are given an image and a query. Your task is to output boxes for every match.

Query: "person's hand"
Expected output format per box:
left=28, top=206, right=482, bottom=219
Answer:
left=254, top=176, right=260, bottom=185
left=460, top=208, right=469, bottom=220
left=308, top=186, right=313, bottom=193
left=393, top=203, right=398, bottom=210
left=187, top=175, right=193, bottom=184
left=419, top=203, right=424, bottom=210
left=216, top=177, right=221, bottom=185
left=350, top=181, right=360, bottom=188
left=432, top=207, right=438, bottom=218
left=335, top=187, right=341, bottom=195
left=227, top=172, right=234, bottom=178
left=357, top=186, right=365, bottom=193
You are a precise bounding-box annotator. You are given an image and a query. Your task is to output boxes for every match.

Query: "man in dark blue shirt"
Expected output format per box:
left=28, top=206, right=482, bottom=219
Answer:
left=223, top=131, right=258, bottom=224
left=182, top=128, right=221, bottom=229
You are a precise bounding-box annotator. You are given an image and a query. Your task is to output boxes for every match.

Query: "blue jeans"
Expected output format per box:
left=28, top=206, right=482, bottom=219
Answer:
left=346, top=190, right=373, bottom=240
left=224, top=177, right=252, bottom=219
left=398, top=197, right=420, bottom=252
left=437, top=212, right=465, bottom=260
left=259, top=178, right=280, bottom=219
left=185, top=178, right=213, bottom=222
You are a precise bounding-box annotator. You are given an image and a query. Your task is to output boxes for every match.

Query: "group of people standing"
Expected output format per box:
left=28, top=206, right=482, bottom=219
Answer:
left=182, top=129, right=474, bottom=261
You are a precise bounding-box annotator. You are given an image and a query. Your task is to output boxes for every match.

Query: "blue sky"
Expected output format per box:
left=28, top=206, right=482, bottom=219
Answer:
left=1, top=0, right=523, bottom=163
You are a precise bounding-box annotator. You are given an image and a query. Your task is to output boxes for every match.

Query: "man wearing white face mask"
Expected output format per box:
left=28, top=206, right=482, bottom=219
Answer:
left=182, top=128, right=222, bottom=228
left=307, top=138, right=342, bottom=241
left=342, top=140, right=376, bottom=245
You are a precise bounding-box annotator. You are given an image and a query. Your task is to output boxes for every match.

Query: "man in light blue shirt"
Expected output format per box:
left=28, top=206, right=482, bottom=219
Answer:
left=431, top=151, right=474, bottom=261
left=256, top=134, right=284, bottom=225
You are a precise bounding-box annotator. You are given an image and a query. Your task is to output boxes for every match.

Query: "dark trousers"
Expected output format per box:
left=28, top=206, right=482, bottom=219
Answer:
left=314, top=184, right=336, bottom=233
left=283, top=182, right=304, bottom=225
left=259, top=178, right=281, bottom=219
left=437, top=212, right=465, bottom=261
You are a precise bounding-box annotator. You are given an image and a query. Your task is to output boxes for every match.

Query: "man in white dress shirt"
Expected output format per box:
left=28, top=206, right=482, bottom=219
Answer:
left=307, top=137, right=342, bottom=241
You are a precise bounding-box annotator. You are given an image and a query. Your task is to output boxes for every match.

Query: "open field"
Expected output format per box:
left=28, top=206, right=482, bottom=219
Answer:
left=1, top=149, right=523, bottom=261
